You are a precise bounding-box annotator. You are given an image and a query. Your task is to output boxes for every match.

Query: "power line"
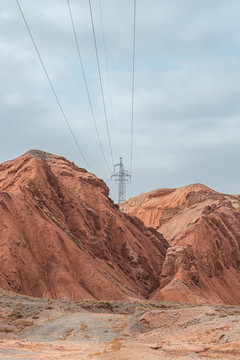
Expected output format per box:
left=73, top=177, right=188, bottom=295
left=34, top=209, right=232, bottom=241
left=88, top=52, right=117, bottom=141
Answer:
left=15, top=0, right=92, bottom=172
left=130, top=0, right=137, bottom=176
left=98, top=0, right=120, bottom=159
left=67, top=0, right=111, bottom=173
left=88, top=0, right=115, bottom=169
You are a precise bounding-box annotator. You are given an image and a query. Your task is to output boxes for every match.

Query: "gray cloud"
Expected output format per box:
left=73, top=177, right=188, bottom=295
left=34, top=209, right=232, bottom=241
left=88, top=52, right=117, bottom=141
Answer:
left=1, top=0, right=240, bottom=202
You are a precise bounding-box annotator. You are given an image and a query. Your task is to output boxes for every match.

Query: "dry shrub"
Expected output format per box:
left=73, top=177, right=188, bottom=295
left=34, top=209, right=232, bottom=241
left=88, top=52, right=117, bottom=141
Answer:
left=110, top=338, right=123, bottom=352
left=60, top=328, right=74, bottom=341
left=0, top=326, right=15, bottom=333
left=80, top=323, right=88, bottom=331
left=9, top=310, right=22, bottom=319
left=113, top=320, right=128, bottom=333
left=32, top=315, right=40, bottom=319
left=16, top=303, right=25, bottom=310
left=206, top=312, right=216, bottom=316
left=12, top=319, right=34, bottom=327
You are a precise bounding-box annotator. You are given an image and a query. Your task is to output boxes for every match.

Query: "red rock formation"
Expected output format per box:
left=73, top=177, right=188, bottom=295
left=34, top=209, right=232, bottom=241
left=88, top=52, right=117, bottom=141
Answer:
left=0, top=150, right=168, bottom=301
left=123, top=185, right=240, bottom=305
left=2, top=152, right=240, bottom=306
left=123, top=184, right=216, bottom=228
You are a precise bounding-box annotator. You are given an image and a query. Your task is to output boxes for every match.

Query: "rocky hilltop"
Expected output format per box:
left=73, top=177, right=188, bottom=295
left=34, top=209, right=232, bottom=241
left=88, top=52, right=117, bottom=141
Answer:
left=123, top=184, right=240, bottom=305
left=0, top=150, right=168, bottom=301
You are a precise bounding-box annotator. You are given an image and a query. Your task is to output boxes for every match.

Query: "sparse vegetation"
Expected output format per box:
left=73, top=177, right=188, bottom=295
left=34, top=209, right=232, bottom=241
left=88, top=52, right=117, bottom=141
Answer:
left=109, top=338, right=124, bottom=352
left=80, top=323, right=88, bottom=331
left=12, top=319, right=34, bottom=328
left=16, top=303, right=25, bottom=310
left=9, top=310, right=22, bottom=319
left=0, top=326, right=15, bottom=333
left=60, top=328, right=74, bottom=341
left=215, top=307, right=240, bottom=317
left=113, top=320, right=128, bottom=333
left=32, top=315, right=40, bottom=319
left=1, top=287, right=240, bottom=360
left=206, top=312, right=217, bottom=316
left=228, top=310, right=240, bottom=316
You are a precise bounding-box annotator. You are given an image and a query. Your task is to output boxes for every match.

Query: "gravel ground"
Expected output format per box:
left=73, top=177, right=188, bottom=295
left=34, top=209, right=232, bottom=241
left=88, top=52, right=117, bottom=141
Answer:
left=0, top=288, right=240, bottom=359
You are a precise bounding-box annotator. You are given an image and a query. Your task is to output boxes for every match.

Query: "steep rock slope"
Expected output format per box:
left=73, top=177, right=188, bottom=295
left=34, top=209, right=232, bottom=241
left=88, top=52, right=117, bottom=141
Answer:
left=123, top=185, right=240, bottom=305
left=0, top=150, right=168, bottom=301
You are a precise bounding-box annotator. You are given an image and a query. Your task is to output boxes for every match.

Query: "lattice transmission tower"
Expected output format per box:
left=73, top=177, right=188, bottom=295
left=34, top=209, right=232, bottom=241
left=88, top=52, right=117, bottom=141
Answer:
left=112, top=157, right=131, bottom=204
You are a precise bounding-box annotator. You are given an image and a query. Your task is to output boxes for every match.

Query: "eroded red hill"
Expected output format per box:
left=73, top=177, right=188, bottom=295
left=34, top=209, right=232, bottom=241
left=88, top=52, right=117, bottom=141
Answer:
left=0, top=150, right=168, bottom=301
left=2, top=151, right=240, bottom=306
left=123, top=184, right=240, bottom=305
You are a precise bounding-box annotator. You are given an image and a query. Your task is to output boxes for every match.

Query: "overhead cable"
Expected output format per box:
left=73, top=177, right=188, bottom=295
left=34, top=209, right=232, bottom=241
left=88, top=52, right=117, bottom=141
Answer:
left=98, top=0, right=120, bottom=159
left=130, top=0, right=137, bottom=176
left=15, top=0, right=92, bottom=172
left=67, top=0, right=111, bottom=172
left=88, top=0, right=115, bottom=169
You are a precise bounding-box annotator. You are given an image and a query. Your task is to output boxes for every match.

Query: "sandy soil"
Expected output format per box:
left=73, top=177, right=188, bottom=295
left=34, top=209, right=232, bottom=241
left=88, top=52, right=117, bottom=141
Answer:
left=0, top=289, right=240, bottom=359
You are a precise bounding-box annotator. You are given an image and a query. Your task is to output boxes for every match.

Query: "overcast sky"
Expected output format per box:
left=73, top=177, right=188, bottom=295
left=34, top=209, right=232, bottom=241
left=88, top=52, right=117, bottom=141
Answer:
left=1, top=0, right=240, bottom=202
